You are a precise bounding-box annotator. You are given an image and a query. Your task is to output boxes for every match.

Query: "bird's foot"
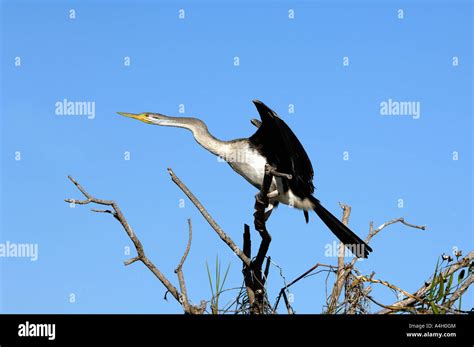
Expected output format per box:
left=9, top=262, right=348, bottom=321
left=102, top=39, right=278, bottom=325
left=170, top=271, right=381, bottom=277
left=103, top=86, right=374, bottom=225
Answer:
left=264, top=164, right=292, bottom=180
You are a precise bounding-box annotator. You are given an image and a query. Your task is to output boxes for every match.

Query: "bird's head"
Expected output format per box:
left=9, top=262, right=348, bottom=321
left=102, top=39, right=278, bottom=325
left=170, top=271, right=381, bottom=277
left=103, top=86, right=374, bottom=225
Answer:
left=117, top=112, right=174, bottom=126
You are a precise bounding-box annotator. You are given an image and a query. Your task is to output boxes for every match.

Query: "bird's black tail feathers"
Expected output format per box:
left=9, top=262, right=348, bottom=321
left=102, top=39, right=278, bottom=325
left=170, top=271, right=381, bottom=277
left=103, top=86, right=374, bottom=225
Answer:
left=309, top=196, right=373, bottom=258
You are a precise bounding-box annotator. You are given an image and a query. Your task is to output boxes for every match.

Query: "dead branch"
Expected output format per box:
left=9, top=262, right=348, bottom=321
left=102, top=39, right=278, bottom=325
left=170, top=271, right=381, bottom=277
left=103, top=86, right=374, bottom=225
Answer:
left=366, top=217, right=426, bottom=244
left=377, top=251, right=473, bottom=314
left=167, top=168, right=251, bottom=267
left=352, top=276, right=423, bottom=303
left=445, top=272, right=474, bottom=308
left=348, top=218, right=426, bottom=270
left=364, top=279, right=468, bottom=315
left=174, top=218, right=193, bottom=313
left=66, top=173, right=470, bottom=316
left=242, top=224, right=256, bottom=308
left=326, top=203, right=351, bottom=314
left=326, top=215, right=427, bottom=313
left=65, top=175, right=202, bottom=314
left=273, top=262, right=336, bottom=313
left=249, top=164, right=279, bottom=314
left=167, top=167, right=278, bottom=314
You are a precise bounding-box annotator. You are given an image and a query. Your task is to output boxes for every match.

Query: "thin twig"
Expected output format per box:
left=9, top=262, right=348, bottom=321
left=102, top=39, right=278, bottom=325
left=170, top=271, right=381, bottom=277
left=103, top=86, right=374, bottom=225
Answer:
left=351, top=276, right=423, bottom=303
left=175, top=219, right=193, bottom=313
left=175, top=219, right=193, bottom=272
left=368, top=217, right=426, bottom=244
left=274, top=262, right=336, bottom=312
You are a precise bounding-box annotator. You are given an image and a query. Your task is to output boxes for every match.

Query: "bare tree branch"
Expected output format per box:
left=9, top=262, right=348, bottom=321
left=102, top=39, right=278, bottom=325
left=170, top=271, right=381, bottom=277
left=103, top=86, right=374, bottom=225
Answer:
left=274, top=262, right=336, bottom=313
left=344, top=218, right=426, bottom=278
left=242, top=224, right=256, bottom=309
left=327, top=203, right=351, bottom=314
left=174, top=218, right=193, bottom=314
left=249, top=164, right=279, bottom=314
left=445, top=273, right=474, bottom=308
left=352, top=276, right=423, bottom=303
left=167, top=168, right=251, bottom=267
left=366, top=217, right=426, bottom=244
left=65, top=175, right=183, bottom=309
left=66, top=173, right=471, bottom=316
left=377, top=251, right=473, bottom=314
left=322, top=210, right=427, bottom=314
left=175, top=219, right=193, bottom=272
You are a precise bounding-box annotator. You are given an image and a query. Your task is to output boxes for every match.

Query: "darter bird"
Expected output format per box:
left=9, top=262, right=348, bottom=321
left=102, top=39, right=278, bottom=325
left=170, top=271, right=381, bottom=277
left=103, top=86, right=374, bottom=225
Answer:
left=118, top=100, right=372, bottom=258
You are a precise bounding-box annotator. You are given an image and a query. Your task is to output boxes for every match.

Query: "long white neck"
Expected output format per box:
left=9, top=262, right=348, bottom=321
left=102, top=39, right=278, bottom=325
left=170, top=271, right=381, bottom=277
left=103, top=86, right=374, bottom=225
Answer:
left=156, top=116, right=233, bottom=159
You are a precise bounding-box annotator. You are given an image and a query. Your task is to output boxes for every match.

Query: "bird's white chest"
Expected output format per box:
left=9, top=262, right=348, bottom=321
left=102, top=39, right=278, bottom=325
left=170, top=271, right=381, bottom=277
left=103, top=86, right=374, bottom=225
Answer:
left=228, top=146, right=267, bottom=189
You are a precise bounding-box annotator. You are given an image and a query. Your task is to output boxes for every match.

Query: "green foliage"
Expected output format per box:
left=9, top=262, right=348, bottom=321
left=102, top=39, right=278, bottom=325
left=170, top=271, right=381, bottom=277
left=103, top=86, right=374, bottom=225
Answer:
left=206, top=255, right=231, bottom=314
left=425, top=255, right=470, bottom=314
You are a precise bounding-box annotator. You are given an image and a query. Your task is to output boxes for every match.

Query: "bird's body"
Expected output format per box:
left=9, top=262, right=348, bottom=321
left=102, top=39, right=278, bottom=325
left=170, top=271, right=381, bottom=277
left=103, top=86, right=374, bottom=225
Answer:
left=118, top=100, right=372, bottom=258
left=226, top=140, right=315, bottom=210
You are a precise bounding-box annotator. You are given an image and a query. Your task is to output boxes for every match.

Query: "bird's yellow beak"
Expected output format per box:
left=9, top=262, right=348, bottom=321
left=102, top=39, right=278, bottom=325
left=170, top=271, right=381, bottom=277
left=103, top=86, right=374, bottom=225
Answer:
left=117, top=112, right=152, bottom=124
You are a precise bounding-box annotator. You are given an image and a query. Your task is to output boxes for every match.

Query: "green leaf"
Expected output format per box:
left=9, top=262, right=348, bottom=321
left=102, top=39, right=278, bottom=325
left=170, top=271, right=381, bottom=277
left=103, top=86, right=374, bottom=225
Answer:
left=206, top=261, right=214, bottom=297
left=436, top=274, right=445, bottom=302
left=220, top=263, right=231, bottom=293
left=443, top=273, right=454, bottom=304
left=428, top=258, right=440, bottom=300
left=215, top=256, right=220, bottom=296
left=428, top=275, right=438, bottom=300
left=205, top=255, right=232, bottom=314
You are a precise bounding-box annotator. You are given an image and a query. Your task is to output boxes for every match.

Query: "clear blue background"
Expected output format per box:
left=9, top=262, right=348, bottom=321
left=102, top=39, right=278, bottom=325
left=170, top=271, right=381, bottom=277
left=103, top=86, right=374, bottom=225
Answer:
left=1, top=0, right=472, bottom=313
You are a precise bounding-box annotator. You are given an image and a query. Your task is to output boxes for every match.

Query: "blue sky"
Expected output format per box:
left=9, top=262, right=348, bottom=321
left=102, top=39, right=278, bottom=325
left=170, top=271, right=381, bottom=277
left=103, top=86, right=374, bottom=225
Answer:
left=1, top=0, right=472, bottom=313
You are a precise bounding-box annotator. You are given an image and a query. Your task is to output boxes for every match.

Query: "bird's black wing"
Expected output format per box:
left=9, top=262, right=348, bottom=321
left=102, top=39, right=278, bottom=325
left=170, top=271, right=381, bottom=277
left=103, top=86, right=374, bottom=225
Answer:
left=249, top=100, right=314, bottom=198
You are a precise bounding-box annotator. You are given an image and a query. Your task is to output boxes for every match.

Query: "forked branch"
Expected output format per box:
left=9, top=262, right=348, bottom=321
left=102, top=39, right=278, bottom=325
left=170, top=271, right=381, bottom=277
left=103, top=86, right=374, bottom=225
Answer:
left=65, top=175, right=203, bottom=314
